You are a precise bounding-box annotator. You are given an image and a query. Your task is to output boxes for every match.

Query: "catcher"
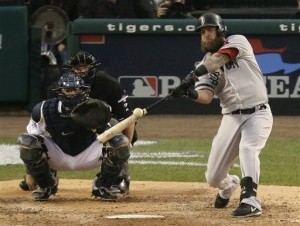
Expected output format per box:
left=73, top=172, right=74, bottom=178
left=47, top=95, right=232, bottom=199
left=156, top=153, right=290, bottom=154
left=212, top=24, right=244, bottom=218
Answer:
left=20, top=51, right=135, bottom=197
left=17, top=72, right=130, bottom=201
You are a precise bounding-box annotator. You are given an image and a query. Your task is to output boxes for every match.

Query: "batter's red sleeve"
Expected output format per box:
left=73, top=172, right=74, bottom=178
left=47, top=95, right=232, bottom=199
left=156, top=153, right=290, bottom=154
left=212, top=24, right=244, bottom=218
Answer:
left=218, top=48, right=239, bottom=61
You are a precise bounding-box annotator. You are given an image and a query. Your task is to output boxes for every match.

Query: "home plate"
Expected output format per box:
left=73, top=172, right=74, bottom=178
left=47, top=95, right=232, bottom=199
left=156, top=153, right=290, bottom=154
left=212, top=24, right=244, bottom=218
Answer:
left=105, top=214, right=165, bottom=219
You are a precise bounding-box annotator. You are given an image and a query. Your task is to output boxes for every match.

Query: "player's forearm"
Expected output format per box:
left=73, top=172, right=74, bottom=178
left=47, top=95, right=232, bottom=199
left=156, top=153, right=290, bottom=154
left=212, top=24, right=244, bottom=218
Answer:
left=204, top=53, right=230, bottom=72
left=194, top=89, right=214, bottom=104
left=196, top=53, right=230, bottom=75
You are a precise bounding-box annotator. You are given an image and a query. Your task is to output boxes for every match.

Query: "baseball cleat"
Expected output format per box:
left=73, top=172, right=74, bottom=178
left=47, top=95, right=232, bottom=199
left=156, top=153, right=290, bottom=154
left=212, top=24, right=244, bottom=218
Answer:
left=19, top=175, right=37, bottom=191
left=214, top=175, right=240, bottom=208
left=31, top=176, right=59, bottom=201
left=19, top=178, right=34, bottom=191
left=214, top=194, right=229, bottom=208
left=232, top=203, right=262, bottom=217
left=31, top=185, right=58, bottom=201
left=114, top=176, right=130, bottom=195
left=92, top=186, right=124, bottom=201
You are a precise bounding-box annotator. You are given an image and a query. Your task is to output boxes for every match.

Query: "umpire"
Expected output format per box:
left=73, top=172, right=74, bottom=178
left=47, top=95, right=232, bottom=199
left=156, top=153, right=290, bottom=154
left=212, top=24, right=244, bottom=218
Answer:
left=64, top=51, right=137, bottom=197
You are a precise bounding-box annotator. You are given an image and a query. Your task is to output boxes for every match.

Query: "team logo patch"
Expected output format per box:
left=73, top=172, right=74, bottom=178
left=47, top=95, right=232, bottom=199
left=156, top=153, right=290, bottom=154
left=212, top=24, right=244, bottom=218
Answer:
left=119, top=76, right=158, bottom=97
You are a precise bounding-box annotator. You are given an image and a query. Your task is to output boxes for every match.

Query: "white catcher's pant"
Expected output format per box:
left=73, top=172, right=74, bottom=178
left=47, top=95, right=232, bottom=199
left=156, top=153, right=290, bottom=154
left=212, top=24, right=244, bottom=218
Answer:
left=205, top=104, right=273, bottom=209
left=42, top=139, right=104, bottom=171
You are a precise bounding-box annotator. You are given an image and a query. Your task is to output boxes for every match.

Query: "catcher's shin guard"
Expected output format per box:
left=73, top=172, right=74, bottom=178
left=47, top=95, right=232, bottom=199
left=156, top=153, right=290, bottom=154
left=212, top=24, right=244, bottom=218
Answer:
left=92, top=157, right=126, bottom=201
left=114, top=161, right=130, bottom=195
left=18, top=134, right=58, bottom=200
left=92, top=134, right=130, bottom=200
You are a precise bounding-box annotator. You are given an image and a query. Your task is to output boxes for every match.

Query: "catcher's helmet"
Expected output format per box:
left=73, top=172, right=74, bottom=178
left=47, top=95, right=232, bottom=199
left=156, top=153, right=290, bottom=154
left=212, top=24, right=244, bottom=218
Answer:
left=63, top=51, right=101, bottom=83
left=195, top=13, right=226, bottom=35
left=54, top=71, right=90, bottom=111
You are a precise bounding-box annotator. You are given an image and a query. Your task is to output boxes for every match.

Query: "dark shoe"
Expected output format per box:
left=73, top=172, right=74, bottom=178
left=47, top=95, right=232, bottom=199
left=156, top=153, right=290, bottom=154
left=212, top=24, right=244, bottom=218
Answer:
left=91, top=177, right=124, bottom=201
left=114, top=176, right=130, bottom=195
left=214, top=175, right=240, bottom=208
left=31, top=175, right=59, bottom=201
left=232, top=203, right=262, bottom=217
left=19, top=178, right=31, bottom=191
left=214, top=194, right=229, bottom=208
left=32, top=185, right=58, bottom=201
left=92, top=186, right=123, bottom=201
left=19, top=175, right=37, bottom=191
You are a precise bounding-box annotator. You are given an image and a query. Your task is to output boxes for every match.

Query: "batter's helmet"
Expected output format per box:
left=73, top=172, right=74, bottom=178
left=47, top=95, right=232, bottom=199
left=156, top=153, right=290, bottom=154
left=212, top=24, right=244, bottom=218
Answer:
left=195, top=13, right=226, bottom=35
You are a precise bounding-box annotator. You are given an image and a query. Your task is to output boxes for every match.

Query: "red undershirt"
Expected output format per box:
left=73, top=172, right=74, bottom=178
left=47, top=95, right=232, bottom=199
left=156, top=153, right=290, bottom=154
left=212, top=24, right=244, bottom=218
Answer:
left=218, top=48, right=239, bottom=61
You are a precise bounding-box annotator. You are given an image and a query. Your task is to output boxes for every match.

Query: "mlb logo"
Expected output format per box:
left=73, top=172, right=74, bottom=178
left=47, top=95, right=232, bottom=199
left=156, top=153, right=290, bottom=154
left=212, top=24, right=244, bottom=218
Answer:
left=119, top=76, right=158, bottom=97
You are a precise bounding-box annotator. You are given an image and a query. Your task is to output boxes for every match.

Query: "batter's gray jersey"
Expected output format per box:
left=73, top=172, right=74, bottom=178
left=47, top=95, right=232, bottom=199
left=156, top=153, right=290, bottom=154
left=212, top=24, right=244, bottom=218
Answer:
left=195, top=35, right=269, bottom=114
left=196, top=35, right=273, bottom=211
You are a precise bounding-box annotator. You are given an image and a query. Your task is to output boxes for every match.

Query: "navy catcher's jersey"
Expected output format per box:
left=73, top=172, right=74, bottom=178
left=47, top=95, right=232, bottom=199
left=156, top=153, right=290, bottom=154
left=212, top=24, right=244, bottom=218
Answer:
left=31, top=98, right=97, bottom=156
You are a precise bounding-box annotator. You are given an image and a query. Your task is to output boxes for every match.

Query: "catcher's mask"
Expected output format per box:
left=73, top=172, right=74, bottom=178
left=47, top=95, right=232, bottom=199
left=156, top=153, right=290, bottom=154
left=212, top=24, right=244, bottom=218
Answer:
left=195, top=13, right=226, bottom=36
left=53, top=72, right=90, bottom=111
left=63, top=51, right=101, bottom=83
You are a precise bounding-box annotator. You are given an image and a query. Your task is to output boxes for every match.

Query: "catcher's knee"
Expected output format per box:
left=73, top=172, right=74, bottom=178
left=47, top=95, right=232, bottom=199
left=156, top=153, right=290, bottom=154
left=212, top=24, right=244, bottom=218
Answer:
left=18, top=134, right=47, bottom=163
left=105, top=134, right=130, bottom=164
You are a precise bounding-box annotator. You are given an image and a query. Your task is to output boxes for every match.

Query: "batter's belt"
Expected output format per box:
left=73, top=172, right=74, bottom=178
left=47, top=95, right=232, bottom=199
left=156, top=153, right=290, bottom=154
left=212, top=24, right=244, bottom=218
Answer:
left=231, top=104, right=267, bottom=114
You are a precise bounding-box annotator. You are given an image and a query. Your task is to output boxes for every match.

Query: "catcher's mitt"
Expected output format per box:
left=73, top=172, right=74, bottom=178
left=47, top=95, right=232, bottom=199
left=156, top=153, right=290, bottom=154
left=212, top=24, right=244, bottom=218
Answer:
left=71, top=99, right=111, bottom=130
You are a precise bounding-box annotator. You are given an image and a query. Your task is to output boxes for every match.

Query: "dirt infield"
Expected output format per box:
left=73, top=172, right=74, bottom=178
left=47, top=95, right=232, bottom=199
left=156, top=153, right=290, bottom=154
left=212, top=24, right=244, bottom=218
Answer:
left=0, top=115, right=299, bottom=226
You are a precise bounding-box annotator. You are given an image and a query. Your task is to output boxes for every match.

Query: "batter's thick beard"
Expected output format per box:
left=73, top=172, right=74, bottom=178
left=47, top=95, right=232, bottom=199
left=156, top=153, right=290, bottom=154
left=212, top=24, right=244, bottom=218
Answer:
left=201, top=35, right=225, bottom=53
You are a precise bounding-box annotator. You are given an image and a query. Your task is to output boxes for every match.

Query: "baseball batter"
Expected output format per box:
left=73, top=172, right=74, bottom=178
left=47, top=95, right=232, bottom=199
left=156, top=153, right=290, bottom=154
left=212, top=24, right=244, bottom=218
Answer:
left=172, top=13, right=273, bottom=217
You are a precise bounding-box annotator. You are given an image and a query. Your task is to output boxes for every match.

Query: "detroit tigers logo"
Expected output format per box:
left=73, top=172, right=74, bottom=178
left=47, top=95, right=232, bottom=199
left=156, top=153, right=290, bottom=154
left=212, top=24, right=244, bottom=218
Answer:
left=119, top=76, right=158, bottom=97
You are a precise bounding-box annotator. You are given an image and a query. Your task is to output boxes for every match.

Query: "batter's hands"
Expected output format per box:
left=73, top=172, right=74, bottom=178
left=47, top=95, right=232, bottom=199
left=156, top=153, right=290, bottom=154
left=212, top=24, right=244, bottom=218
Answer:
left=171, top=87, right=198, bottom=100
left=171, top=71, right=199, bottom=99
left=171, top=85, right=187, bottom=98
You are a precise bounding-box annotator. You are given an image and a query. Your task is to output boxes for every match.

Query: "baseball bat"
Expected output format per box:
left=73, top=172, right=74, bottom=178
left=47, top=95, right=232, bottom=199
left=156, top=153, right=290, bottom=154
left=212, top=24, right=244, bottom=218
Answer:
left=97, top=94, right=172, bottom=143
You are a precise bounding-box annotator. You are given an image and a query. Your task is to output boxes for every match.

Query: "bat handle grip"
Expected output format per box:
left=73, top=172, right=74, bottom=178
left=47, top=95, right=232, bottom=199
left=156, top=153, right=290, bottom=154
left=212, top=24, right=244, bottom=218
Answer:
left=145, top=93, right=172, bottom=112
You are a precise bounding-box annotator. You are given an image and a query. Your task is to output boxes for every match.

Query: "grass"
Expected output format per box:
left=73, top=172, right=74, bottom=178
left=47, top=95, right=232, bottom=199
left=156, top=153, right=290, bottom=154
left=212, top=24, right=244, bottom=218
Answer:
left=0, top=138, right=299, bottom=186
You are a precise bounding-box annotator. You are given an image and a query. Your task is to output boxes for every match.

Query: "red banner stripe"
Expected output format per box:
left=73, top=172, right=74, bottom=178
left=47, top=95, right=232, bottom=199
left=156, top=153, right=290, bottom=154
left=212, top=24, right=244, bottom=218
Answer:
left=80, top=35, right=105, bottom=44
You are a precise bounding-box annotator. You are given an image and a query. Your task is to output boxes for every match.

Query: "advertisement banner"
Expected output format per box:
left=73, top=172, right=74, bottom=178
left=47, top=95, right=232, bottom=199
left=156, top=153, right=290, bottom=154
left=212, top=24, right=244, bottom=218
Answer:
left=71, top=19, right=300, bottom=115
